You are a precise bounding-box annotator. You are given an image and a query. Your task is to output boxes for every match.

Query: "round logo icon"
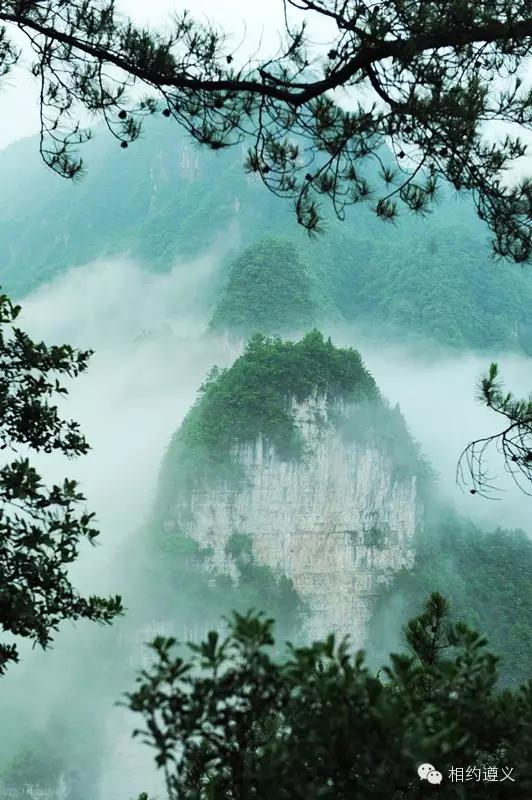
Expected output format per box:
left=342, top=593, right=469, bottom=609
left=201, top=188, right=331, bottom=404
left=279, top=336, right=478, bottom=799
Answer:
left=418, top=763, right=435, bottom=780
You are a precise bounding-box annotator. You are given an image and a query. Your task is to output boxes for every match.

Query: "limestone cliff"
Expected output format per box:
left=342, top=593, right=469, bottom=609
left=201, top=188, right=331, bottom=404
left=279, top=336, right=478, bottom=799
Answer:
left=161, top=346, right=424, bottom=646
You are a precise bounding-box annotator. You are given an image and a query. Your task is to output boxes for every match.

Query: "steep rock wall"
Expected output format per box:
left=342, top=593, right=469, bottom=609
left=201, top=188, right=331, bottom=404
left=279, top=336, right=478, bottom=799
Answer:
left=165, top=395, right=423, bottom=646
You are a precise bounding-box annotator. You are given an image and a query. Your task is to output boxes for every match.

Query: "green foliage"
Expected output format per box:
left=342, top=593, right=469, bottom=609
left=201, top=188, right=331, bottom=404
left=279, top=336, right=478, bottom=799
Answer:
left=0, top=291, right=122, bottom=674
left=210, top=237, right=318, bottom=336
left=142, top=527, right=305, bottom=646
left=2, top=122, right=532, bottom=354
left=307, top=212, right=532, bottom=351
left=1, top=3, right=532, bottom=258
left=362, top=524, right=388, bottom=549
left=225, top=533, right=306, bottom=636
left=158, top=330, right=380, bottom=497
left=0, top=732, right=63, bottom=791
left=128, top=597, right=532, bottom=799
left=368, top=507, right=532, bottom=686
left=0, top=291, right=90, bottom=453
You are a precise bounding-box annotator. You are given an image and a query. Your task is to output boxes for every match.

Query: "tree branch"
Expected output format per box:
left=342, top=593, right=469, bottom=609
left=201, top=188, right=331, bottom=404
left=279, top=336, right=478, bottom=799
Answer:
left=3, top=11, right=532, bottom=107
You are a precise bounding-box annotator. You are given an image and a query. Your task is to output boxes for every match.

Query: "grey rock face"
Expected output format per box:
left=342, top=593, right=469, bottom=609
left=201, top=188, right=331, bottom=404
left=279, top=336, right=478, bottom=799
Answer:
left=166, top=394, right=423, bottom=646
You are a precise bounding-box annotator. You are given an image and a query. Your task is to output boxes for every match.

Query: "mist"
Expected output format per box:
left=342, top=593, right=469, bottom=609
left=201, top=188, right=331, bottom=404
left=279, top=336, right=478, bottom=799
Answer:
left=1, top=252, right=241, bottom=799
left=1, top=251, right=531, bottom=798
left=20, top=257, right=531, bottom=544
left=352, top=336, right=532, bottom=533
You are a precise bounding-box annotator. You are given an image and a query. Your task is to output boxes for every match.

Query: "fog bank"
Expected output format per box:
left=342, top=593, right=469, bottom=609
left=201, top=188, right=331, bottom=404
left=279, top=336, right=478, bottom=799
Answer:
left=1, top=254, right=530, bottom=798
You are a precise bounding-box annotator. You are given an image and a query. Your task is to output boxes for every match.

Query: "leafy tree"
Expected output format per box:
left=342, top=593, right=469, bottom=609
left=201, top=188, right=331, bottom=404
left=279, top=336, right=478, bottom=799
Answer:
left=128, top=594, right=532, bottom=799
left=0, top=292, right=122, bottom=674
left=0, top=2, right=531, bottom=259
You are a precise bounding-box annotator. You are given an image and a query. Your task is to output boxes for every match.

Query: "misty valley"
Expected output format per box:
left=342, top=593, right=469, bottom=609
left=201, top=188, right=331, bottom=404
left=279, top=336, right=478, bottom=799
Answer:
left=2, top=39, right=532, bottom=800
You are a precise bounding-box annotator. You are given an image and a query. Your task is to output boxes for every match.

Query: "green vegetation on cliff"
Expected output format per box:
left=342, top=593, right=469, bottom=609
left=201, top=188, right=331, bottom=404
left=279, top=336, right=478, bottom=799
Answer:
left=145, top=529, right=305, bottom=643
left=158, top=330, right=381, bottom=498
left=210, top=237, right=318, bottom=336
left=149, top=330, right=428, bottom=666
left=368, top=506, right=532, bottom=686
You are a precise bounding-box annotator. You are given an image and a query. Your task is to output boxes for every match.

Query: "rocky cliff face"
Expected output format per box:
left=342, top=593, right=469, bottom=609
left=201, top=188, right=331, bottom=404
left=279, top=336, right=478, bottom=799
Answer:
left=164, top=394, right=423, bottom=646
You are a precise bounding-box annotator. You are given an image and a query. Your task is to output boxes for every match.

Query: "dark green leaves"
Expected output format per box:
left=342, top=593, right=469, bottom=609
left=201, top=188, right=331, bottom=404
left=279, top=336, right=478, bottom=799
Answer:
left=129, top=596, right=532, bottom=799
left=0, top=291, right=122, bottom=674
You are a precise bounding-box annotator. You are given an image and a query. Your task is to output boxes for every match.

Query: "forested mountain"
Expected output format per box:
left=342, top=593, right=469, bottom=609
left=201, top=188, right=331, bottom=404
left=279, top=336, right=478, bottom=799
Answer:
left=209, top=238, right=320, bottom=336
left=153, top=331, right=532, bottom=687
left=3, top=326, right=532, bottom=800
left=3, top=2, right=532, bottom=798
left=369, top=505, right=532, bottom=686
left=2, top=121, right=532, bottom=800
left=3, top=117, right=532, bottom=352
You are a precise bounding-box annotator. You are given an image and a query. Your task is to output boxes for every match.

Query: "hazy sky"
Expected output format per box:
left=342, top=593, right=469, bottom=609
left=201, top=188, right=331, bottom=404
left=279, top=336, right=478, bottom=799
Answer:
left=0, top=1, right=289, bottom=149
left=1, top=0, right=530, bottom=169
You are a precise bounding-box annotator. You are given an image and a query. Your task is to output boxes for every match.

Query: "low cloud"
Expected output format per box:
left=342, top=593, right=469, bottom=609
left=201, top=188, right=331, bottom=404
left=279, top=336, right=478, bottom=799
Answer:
left=2, top=255, right=530, bottom=798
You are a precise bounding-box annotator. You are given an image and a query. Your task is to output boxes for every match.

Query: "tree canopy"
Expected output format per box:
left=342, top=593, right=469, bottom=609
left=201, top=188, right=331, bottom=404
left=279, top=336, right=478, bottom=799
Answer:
left=128, top=593, right=532, bottom=799
left=210, top=237, right=317, bottom=337
left=1, top=1, right=532, bottom=259
left=157, top=330, right=381, bottom=496
left=369, top=507, right=532, bottom=685
left=0, top=292, right=122, bottom=674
